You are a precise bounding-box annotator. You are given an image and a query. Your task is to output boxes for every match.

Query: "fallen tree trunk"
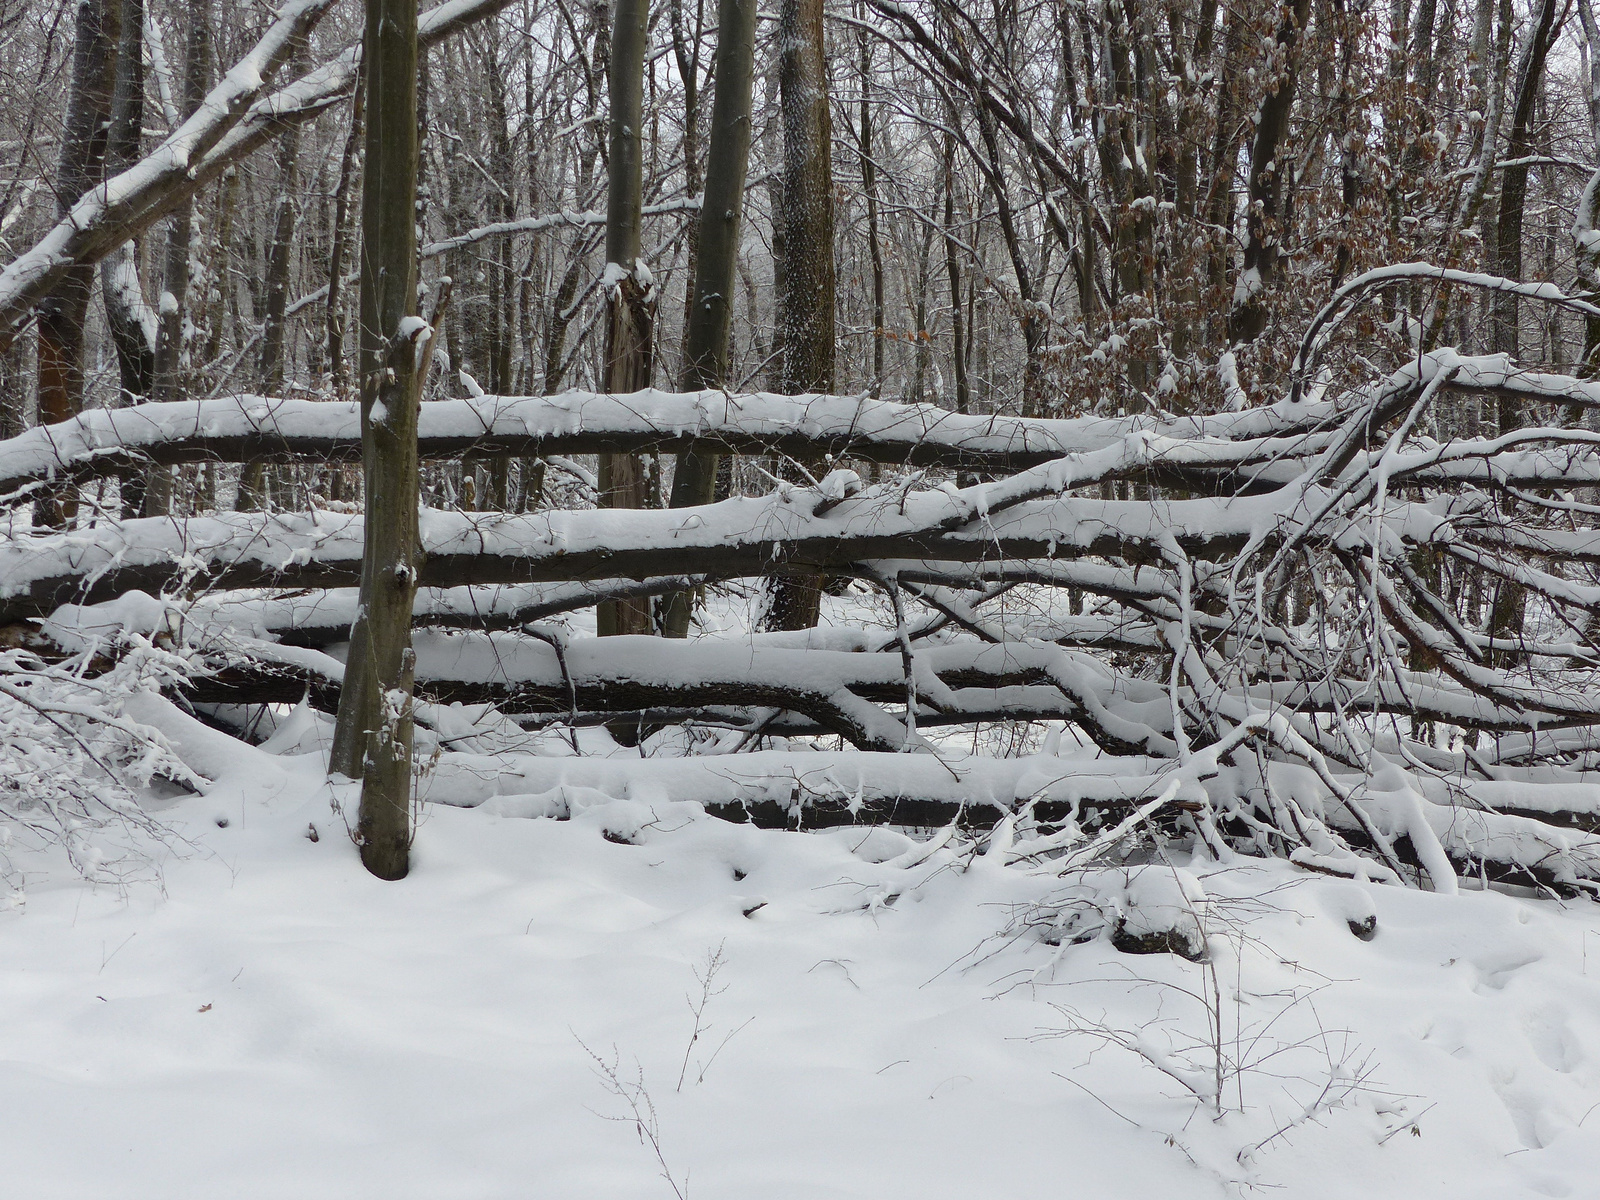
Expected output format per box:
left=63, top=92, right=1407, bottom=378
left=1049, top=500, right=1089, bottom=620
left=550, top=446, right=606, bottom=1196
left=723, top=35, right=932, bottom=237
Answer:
left=0, top=386, right=1337, bottom=501
left=8, top=350, right=1600, bottom=502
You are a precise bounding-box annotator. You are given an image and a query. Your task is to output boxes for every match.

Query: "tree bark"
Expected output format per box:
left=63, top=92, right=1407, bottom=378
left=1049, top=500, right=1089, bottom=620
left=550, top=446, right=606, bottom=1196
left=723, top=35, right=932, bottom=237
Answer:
left=330, top=0, right=429, bottom=882
left=258, top=35, right=308, bottom=396
left=662, top=0, right=758, bottom=639
left=100, top=0, right=154, bottom=418
left=1227, top=0, right=1316, bottom=344
left=767, top=0, right=835, bottom=631
left=35, top=0, right=117, bottom=527
left=323, top=67, right=364, bottom=399
left=860, top=30, right=885, bottom=397
left=597, top=0, right=656, bottom=638
left=152, top=0, right=211, bottom=406
left=1490, top=0, right=1561, bottom=404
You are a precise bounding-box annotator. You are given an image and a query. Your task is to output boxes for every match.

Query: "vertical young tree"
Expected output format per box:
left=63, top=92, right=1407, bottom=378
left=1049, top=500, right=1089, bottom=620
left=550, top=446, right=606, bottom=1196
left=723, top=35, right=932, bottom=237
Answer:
left=596, top=0, right=656, bottom=637
left=766, top=0, right=835, bottom=632
left=661, top=0, right=759, bottom=639
left=99, top=0, right=155, bottom=415
left=152, top=0, right=211, bottom=407
left=330, top=0, right=429, bottom=882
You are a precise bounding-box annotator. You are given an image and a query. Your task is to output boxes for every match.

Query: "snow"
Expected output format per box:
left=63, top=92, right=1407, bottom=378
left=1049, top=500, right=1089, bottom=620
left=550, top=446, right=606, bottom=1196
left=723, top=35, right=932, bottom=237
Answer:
left=4, top=740, right=1600, bottom=1197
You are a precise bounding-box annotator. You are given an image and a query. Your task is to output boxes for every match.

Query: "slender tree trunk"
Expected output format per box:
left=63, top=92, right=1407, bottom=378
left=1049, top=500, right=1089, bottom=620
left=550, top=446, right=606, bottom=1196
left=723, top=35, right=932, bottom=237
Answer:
left=766, top=0, right=834, bottom=632
left=662, top=0, right=758, bottom=639
left=153, top=0, right=210, bottom=405
left=860, top=29, right=884, bottom=397
left=258, top=42, right=305, bottom=396
left=205, top=167, right=238, bottom=368
left=324, top=69, right=364, bottom=398
left=597, top=0, right=656, bottom=637
left=36, top=0, right=117, bottom=527
left=330, top=0, right=429, bottom=882
left=100, top=0, right=154, bottom=417
left=942, top=125, right=969, bottom=415
left=671, top=0, right=704, bottom=348
left=1574, top=0, right=1600, bottom=375
left=1491, top=0, right=1561, bottom=409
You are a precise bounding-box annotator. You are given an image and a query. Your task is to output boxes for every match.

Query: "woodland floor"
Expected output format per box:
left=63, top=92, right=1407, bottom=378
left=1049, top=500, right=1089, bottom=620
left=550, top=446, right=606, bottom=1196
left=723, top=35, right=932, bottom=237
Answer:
left=4, top=719, right=1600, bottom=1199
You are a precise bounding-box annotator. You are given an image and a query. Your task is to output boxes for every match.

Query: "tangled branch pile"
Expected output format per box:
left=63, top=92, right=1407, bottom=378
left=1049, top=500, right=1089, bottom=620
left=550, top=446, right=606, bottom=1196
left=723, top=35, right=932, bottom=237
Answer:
left=4, top=267, right=1600, bottom=893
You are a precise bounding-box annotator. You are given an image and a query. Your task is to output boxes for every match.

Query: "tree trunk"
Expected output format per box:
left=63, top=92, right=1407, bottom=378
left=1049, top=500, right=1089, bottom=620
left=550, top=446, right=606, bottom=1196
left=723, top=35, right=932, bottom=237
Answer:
left=860, top=30, right=885, bottom=397
left=258, top=36, right=306, bottom=396
left=943, top=125, right=969, bottom=416
left=36, top=0, right=117, bottom=527
left=1227, top=0, right=1315, bottom=344
left=597, top=0, right=656, bottom=638
left=324, top=67, right=364, bottom=398
left=100, top=0, right=154, bottom=419
left=662, top=0, right=758, bottom=639
left=152, top=0, right=211, bottom=406
left=767, top=0, right=834, bottom=632
left=330, top=0, right=428, bottom=882
left=1490, top=0, right=1561, bottom=402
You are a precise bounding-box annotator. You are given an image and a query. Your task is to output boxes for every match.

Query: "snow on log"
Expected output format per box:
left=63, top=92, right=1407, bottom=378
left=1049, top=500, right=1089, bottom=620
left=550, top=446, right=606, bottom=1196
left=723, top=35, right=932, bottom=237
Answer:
left=0, top=480, right=1316, bottom=622
left=0, top=386, right=1346, bottom=501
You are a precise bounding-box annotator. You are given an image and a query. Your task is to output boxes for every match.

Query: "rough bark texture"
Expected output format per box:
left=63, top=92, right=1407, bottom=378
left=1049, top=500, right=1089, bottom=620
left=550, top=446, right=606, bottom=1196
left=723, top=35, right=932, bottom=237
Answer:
left=662, top=0, right=758, bottom=639
left=597, top=0, right=656, bottom=638
left=330, top=0, right=427, bottom=882
left=768, top=0, right=835, bottom=632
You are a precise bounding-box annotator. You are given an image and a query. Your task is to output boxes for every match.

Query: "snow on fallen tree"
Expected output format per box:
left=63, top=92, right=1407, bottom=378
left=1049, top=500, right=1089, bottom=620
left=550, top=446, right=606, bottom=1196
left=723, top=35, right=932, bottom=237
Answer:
left=0, top=384, right=1345, bottom=502
left=10, top=266, right=1600, bottom=895
left=11, top=351, right=1600, bottom=501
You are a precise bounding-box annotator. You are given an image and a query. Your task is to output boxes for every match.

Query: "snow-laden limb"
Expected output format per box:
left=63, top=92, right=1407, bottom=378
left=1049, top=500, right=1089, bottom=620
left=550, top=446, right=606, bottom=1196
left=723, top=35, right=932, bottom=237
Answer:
left=0, top=386, right=1354, bottom=501
left=0, top=471, right=1472, bottom=623
left=0, top=0, right=342, bottom=343
left=1289, top=266, right=1600, bottom=404
left=411, top=746, right=1199, bottom=829
left=173, top=631, right=1176, bottom=756
left=190, top=579, right=707, bottom=646
left=13, top=351, right=1600, bottom=503
left=419, top=197, right=701, bottom=259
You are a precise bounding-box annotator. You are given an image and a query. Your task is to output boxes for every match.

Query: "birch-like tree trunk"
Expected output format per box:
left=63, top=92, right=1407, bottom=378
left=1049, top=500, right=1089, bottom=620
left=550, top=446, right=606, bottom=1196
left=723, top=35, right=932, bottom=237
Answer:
left=258, top=36, right=306, bottom=396
left=331, top=0, right=429, bottom=881
left=323, top=70, right=364, bottom=400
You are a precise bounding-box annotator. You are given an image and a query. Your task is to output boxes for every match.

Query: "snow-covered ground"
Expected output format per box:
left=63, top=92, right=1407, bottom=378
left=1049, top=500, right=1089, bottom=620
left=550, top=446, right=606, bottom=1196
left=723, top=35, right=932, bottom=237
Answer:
left=5, top=730, right=1600, bottom=1200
